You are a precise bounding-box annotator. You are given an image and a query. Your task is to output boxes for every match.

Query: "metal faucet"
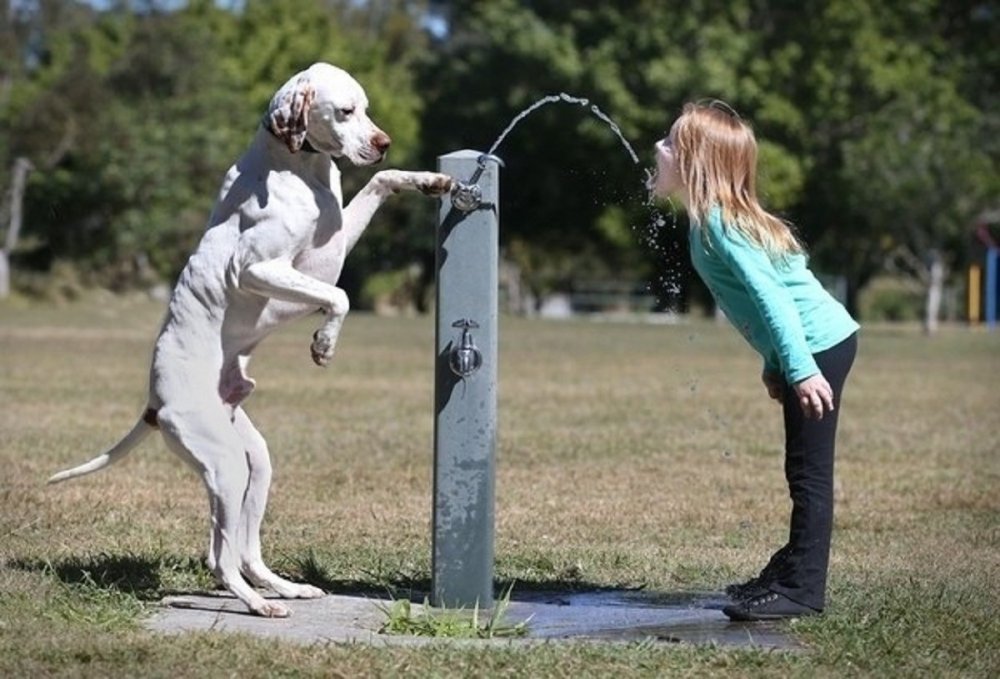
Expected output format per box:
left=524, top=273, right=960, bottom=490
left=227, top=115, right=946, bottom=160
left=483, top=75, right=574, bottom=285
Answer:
left=450, top=153, right=504, bottom=212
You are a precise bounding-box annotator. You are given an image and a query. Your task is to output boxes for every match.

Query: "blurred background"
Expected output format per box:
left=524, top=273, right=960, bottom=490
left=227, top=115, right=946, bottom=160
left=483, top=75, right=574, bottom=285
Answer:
left=1, top=0, right=997, bottom=331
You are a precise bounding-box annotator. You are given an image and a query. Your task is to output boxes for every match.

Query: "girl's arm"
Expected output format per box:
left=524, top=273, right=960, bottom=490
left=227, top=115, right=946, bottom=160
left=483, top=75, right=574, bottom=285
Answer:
left=703, top=214, right=818, bottom=384
left=706, top=220, right=835, bottom=418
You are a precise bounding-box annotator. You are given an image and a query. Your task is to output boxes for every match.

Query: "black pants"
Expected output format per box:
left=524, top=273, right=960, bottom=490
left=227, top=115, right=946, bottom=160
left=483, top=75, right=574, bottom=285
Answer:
left=769, top=333, right=857, bottom=611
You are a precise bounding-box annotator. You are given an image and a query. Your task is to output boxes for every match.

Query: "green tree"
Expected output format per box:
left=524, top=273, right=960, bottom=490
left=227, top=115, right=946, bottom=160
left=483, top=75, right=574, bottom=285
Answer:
left=753, top=0, right=999, bottom=320
left=841, top=93, right=997, bottom=331
left=1, top=0, right=100, bottom=296
left=20, top=2, right=247, bottom=287
left=6, top=0, right=433, bottom=295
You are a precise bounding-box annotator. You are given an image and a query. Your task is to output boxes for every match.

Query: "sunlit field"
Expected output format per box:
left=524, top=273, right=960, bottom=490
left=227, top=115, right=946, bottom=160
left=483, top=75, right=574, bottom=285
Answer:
left=1, top=296, right=997, bottom=677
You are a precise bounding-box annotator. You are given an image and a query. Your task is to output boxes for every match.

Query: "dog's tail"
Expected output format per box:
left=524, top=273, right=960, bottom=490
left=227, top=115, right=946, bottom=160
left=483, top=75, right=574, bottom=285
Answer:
left=47, top=408, right=158, bottom=485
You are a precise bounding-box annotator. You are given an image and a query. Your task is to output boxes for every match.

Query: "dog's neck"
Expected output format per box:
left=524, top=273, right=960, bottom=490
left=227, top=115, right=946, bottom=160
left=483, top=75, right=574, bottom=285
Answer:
left=299, top=138, right=322, bottom=154
left=261, top=119, right=322, bottom=154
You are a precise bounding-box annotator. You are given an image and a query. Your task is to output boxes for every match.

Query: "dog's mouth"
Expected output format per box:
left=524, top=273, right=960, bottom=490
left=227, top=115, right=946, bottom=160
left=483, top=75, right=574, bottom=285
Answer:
left=362, top=149, right=386, bottom=164
left=346, top=146, right=387, bottom=166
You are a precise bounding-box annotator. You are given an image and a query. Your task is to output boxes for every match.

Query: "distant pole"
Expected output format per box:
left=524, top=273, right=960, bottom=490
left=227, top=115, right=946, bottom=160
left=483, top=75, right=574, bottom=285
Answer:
left=432, top=150, right=499, bottom=608
left=986, top=248, right=998, bottom=330
left=968, top=265, right=981, bottom=324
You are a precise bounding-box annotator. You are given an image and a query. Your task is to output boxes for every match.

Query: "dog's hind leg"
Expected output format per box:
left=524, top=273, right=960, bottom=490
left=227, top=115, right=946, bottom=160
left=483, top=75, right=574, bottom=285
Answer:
left=158, top=405, right=291, bottom=618
left=232, top=408, right=325, bottom=599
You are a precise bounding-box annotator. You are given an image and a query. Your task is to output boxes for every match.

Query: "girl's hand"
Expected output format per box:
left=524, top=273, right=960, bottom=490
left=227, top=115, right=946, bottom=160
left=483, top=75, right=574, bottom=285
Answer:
left=793, top=374, right=835, bottom=419
left=761, top=371, right=784, bottom=401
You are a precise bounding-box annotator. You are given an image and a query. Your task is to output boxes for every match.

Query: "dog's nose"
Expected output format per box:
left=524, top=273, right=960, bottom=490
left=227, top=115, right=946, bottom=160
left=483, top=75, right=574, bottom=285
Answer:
left=372, top=131, right=392, bottom=154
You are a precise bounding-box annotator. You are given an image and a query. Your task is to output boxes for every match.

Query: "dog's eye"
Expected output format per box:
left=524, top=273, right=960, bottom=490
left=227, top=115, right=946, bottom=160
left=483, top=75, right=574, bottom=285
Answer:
left=338, top=107, right=355, bottom=117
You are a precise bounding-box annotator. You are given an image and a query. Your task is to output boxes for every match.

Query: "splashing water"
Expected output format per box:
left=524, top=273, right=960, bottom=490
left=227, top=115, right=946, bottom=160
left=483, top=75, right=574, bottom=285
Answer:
left=487, top=93, right=640, bottom=164
left=636, top=170, right=685, bottom=309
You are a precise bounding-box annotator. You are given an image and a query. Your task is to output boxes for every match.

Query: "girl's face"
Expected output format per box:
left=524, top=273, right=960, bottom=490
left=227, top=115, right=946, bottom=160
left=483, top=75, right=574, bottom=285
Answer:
left=650, top=125, right=683, bottom=201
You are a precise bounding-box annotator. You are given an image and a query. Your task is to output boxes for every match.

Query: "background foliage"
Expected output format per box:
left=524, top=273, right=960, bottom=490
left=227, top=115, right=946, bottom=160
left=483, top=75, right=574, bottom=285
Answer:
left=1, top=0, right=997, bottom=314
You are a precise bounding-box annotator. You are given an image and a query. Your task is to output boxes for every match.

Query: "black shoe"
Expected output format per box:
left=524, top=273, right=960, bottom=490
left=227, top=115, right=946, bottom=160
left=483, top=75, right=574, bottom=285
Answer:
left=725, top=578, right=767, bottom=600
left=725, top=581, right=771, bottom=601
left=725, top=544, right=791, bottom=599
left=723, top=591, right=820, bottom=622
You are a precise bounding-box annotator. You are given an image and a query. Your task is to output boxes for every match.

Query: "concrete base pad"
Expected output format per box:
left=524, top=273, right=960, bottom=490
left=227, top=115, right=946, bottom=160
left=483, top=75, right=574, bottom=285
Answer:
left=146, top=590, right=799, bottom=649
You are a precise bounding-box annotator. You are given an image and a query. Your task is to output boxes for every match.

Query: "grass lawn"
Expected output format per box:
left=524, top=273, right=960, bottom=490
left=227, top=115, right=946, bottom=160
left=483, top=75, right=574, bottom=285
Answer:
left=1, top=295, right=998, bottom=677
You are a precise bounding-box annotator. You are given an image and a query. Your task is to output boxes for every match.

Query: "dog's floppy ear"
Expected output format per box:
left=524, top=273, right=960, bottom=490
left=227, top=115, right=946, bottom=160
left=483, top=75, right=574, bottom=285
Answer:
left=267, top=74, right=315, bottom=153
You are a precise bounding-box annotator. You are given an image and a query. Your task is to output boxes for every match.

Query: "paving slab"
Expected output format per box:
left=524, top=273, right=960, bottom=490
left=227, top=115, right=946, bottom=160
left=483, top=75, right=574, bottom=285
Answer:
left=146, top=589, right=800, bottom=649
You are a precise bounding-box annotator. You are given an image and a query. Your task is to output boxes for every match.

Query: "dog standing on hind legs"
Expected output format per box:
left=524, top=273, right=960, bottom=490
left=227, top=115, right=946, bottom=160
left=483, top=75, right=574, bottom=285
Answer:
left=47, top=62, right=454, bottom=618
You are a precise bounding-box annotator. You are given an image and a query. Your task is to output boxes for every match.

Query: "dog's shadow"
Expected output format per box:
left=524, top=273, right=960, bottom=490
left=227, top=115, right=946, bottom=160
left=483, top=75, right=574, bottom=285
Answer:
left=8, top=551, right=427, bottom=603
left=8, top=552, right=209, bottom=601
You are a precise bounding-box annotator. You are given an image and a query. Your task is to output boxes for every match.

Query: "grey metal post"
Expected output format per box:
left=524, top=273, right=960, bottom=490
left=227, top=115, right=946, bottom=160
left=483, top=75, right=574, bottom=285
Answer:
left=432, top=150, right=499, bottom=608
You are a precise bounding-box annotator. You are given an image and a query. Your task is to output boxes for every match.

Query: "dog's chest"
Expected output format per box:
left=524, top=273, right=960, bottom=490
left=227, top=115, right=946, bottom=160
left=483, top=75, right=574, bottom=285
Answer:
left=309, top=187, right=343, bottom=248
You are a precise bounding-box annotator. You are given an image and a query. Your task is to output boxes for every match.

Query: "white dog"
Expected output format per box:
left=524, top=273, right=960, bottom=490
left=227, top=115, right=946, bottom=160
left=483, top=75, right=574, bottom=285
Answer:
left=48, top=63, right=453, bottom=617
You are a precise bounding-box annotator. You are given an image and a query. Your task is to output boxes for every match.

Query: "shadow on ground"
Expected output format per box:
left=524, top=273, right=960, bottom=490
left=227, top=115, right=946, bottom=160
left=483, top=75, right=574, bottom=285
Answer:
left=8, top=551, right=626, bottom=602
left=7, top=552, right=201, bottom=599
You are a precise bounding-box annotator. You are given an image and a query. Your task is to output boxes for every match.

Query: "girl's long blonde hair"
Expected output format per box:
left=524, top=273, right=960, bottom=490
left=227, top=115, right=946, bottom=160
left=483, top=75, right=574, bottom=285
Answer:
left=672, top=101, right=803, bottom=257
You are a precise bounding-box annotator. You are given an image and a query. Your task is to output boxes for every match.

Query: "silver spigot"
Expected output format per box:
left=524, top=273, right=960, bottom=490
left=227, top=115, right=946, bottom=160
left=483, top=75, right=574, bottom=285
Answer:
left=448, top=319, right=483, bottom=378
left=450, top=153, right=504, bottom=212
left=451, top=182, right=483, bottom=213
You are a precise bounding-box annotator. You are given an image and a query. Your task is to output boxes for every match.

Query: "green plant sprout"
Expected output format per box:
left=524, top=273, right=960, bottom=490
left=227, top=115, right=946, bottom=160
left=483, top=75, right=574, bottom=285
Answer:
left=378, top=584, right=530, bottom=639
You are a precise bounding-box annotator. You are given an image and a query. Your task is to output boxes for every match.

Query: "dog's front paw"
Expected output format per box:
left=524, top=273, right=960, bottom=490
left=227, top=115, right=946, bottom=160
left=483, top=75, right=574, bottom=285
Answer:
left=311, top=329, right=336, bottom=367
left=416, top=172, right=454, bottom=196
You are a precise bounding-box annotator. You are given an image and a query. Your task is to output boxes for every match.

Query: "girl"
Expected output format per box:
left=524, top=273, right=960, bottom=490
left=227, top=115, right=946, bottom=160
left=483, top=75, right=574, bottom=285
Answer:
left=650, top=102, right=859, bottom=621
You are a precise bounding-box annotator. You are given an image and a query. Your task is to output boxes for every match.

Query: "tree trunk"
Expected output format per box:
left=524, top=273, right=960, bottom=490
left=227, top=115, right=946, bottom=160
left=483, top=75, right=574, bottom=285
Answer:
left=499, top=253, right=526, bottom=315
left=0, top=250, right=8, bottom=298
left=0, top=157, right=33, bottom=299
left=924, top=249, right=945, bottom=335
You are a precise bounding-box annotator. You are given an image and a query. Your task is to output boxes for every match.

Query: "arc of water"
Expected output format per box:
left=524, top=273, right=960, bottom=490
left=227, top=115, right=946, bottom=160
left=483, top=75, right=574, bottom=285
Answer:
left=487, top=92, right=640, bottom=164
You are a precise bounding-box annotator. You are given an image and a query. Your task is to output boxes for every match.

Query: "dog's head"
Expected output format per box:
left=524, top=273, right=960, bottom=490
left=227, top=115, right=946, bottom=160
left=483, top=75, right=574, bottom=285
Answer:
left=266, top=63, right=391, bottom=165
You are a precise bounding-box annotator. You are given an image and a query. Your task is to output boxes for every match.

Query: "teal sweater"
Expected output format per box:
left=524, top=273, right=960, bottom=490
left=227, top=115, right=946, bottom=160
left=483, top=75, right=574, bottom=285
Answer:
left=689, top=209, right=859, bottom=384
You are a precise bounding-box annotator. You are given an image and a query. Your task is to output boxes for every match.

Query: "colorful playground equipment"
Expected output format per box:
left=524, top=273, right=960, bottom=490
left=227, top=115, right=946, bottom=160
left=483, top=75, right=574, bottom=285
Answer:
left=969, top=214, right=999, bottom=328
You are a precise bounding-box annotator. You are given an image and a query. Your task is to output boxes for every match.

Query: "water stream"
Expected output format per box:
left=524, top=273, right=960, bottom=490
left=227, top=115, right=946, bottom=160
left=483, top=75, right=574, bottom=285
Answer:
left=486, top=93, right=640, bottom=164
